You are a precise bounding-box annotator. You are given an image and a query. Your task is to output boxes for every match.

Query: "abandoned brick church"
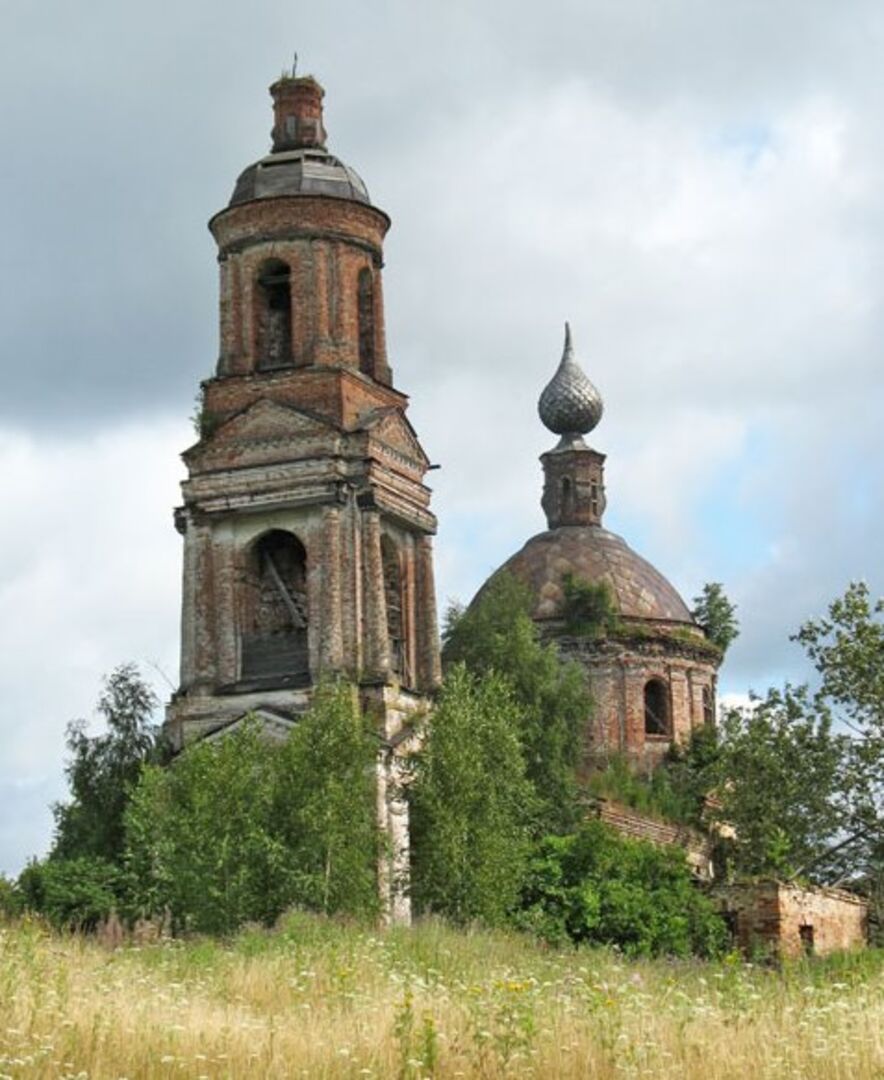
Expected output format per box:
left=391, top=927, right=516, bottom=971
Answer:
left=161, top=71, right=866, bottom=950
left=163, top=69, right=722, bottom=915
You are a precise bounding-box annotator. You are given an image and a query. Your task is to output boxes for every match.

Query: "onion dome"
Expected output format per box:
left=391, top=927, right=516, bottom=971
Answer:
left=538, top=323, right=603, bottom=445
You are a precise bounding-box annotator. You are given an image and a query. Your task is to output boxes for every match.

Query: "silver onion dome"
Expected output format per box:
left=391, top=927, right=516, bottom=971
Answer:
left=538, top=323, right=604, bottom=444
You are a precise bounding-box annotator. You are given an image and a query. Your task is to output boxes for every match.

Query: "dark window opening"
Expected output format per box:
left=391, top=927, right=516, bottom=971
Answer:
left=644, top=678, right=670, bottom=736
left=561, top=477, right=573, bottom=516
left=240, top=530, right=308, bottom=684
left=256, top=259, right=293, bottom=371
left=358, top=267, right=375, bottom=376
left=590, top=481, right=600, bottom=516
left=799, top=924, right=815, bottom=956
left=703, top=685, right=715, bottom=726
left=381, top=535, right=404, bottom=678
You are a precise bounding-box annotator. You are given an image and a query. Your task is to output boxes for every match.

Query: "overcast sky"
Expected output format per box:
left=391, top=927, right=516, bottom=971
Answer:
left=1, top=0, right=883, bottom=874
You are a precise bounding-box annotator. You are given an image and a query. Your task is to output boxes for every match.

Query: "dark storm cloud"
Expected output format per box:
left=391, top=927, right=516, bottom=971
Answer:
left=2, top=0, right=884, bottom=427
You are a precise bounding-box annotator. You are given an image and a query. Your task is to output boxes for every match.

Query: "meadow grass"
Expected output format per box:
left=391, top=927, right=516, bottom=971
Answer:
left=0, top=912, right=881, bottom=1079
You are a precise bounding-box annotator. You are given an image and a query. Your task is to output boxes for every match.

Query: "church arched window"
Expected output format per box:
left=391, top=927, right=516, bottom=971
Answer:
left=561, top=477, right=574, bottom=516
left=240, top=530, right=308, bottom=683
left=644, top=678, right=670, bottom=736
left=358, top=266, right=375, bottom=376
left=381, top=535, right=403, bottom=677
left=255, top=259, right=293, bottom=370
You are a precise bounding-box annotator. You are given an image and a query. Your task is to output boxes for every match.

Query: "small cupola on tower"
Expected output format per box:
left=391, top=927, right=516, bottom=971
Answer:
left=270, top=73, right=328, bottom=151
left=539, top=323, right=607, bottom=528
left=207, top=69, right=394, bottom=392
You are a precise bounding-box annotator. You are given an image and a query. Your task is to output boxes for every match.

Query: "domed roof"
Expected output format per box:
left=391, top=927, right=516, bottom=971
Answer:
left=230, top=147, right=371, bottom=207
left=494, top=525, right=694, bottom=624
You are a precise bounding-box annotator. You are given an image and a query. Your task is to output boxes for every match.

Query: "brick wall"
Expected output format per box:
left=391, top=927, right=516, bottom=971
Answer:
left=715, top=880, right=868, bottom=958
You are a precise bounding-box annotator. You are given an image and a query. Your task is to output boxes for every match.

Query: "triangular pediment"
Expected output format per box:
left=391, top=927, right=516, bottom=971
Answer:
left=212, top=398, right=335, bottom=445
left=184, top=399, right=341, bottom=468
left=359, top=407, right=429, bottom=470
left=202, top=708, right=298, bottom=745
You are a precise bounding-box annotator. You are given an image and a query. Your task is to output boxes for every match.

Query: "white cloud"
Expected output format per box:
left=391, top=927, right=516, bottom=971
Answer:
left=0, top=419, right=186, bottom=872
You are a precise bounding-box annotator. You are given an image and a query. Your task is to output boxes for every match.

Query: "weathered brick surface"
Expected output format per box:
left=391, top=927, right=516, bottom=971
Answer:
left=715, top=880, right=868, bottom=958
left=554, top=630, right=717, bottom=766
left=165, top=76, right=442, bottom=923
left=588, top=797, right=715, bottom=880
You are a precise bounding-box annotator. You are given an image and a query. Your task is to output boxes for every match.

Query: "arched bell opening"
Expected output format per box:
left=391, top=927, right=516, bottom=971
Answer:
left=381, top=535, right=404, bottom=678
left=239, top=529, right=309, bottom=685
left=644, top=677, right=670, bottom=737
left=255, top=258, right=293, bottom=371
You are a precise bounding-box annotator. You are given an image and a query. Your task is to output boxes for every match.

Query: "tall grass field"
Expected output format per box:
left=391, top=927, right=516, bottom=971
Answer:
left=0, top=913, right=881, bottom=1078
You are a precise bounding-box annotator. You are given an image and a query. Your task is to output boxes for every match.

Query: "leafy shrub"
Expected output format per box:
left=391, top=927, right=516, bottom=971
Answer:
left=17, top=857, right=121, bottom=930
left=561, top=574, right=619, bottom=637
left=517, top=820, right=727, bottom=958
left=587, top=728, right=720, bottom=828
left=52, top=663, right=164, bottom=864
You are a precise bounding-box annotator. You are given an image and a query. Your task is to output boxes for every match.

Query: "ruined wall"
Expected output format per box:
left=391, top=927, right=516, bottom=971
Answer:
left=560, top=635, right=717, bottom=766
left=589, top=797, right=714, bottom=880
left=716, top=880, right=868, bottom=958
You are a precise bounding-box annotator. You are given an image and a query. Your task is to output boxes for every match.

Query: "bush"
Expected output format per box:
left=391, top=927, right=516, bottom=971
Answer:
left=562, top=574, right=619, bottom=637
left=517, top=821, right=727, bottom=958
left=587, top=728, right=720, bottom=828
left=0, top=874, right=23, bottom=919
left=17, top=857, right=121, bottom=930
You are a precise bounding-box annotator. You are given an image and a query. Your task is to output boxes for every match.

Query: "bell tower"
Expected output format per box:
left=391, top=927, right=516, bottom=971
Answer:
left=165, top=72, right=442, bottom=916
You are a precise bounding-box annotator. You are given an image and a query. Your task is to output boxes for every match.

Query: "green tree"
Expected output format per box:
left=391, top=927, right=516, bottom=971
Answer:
left=712, top=685, right=845, bottom=879
left=123, top=722, right=285, bottom=934
left=52, top=663, right=164, bottom=863
left=17, top=857, right=121, bottom=930
left=691, top=582, right=739, bottom=655
left=792, top=581, right=884, bottom=921
left=408, top=665, right=535, bottom=926
left=123, top=682, right=380, bottom=933
left=271, top=681, right=381, bottom=918
left=443, top=573, right=590, bottom=832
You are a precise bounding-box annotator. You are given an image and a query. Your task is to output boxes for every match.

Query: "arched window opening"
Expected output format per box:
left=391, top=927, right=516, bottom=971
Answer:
left=256, top=259, right=292, bottom=370
left=702, top=685, right=715, bottom=727
left=381, top=535, right=404, bottom=677
left=357, top=267, right=375, bottom=376
left=590, top=481, right=600, bottom=516
left=240, top=530, right=308, bottom=684
left=561, top=477, right=573, bottom=516
left=644, top=678, right=670, bottom=737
